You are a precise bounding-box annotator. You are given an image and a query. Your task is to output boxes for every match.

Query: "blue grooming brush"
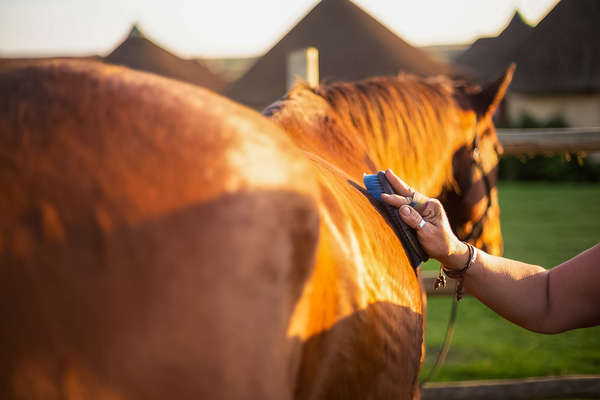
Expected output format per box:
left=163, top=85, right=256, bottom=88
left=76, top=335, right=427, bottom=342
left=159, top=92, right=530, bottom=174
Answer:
left=363, top=171, right=429, bottom=269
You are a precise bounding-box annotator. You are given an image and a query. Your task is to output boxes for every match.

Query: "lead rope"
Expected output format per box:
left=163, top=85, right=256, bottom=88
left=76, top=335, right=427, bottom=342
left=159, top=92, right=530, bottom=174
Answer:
left=421, top=125, right=491, bottom=386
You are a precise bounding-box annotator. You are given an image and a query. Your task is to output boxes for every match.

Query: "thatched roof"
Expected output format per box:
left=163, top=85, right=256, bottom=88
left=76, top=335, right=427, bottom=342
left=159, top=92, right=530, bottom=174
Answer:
left=104, top=25, right=227, bottom=92
left=458, top=0, right=600, bottom=94
left=456, top=12, right=532, bottom=82
left=510, top=0, right=600, bottom=94
left=225, top=0, right=454, bottom=110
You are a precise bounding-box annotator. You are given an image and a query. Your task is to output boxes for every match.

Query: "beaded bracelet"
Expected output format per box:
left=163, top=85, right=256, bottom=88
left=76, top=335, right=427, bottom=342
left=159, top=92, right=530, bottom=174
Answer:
left=433, top=243, right=478, bottom=301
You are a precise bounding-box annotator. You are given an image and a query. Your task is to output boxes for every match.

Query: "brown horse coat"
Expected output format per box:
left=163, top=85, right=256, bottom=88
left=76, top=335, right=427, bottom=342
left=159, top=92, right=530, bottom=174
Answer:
left=0, top=60, right=511, bottom=399
left=268, top=70, right=512, bottom=399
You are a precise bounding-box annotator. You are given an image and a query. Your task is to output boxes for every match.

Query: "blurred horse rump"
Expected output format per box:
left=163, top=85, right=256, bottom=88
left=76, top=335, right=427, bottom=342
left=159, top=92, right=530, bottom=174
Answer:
left=1, top=61, right=320, bottom=399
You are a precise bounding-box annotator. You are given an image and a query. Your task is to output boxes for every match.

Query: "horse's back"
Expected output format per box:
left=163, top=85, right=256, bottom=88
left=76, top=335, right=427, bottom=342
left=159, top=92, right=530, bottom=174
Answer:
left=0, top=61, right=319, bottom=399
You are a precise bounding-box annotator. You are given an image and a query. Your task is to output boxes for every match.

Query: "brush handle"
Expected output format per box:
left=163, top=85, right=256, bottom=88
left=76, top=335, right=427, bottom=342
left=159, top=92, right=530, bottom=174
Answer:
left=377, top=171, right=429, bottom=268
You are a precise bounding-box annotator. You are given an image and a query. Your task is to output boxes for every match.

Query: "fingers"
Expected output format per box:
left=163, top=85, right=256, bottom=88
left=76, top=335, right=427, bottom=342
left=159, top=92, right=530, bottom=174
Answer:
left=397, top=205, right=425, bottom=230
left=384, top=169, right=413, bottom=197
left=385, top=169, right=429, bottom=208
left=420, top=199, right=445, bottom=226
left=397, top=201, right=444, bottom=234
left=381, top=193, right=411, bottom=208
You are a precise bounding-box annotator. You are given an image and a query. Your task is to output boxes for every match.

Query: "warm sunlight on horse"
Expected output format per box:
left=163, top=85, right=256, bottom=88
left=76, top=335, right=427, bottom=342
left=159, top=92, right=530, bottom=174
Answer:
left=266, top=68, right=512, bottom=398
left=0, top=60, right=512, bottom=399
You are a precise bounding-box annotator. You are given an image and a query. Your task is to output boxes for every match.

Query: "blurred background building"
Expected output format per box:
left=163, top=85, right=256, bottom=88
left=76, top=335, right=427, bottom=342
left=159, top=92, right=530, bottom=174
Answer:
left=1, top=0, right=598, bottom=127
left=225, top=0, right=455, bottom=110
left=457, top=0, right=600, bottom=128
left=104, top=25, right=227, bottom=92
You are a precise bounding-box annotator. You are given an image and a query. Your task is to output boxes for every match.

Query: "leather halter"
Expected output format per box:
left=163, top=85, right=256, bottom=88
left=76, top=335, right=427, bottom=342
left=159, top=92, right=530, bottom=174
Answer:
left=458, top=131, right=495, bottom=243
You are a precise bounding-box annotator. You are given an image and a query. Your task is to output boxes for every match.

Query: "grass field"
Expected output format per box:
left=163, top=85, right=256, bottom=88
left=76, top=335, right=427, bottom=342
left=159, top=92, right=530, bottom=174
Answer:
left=420, top=181, right=600, bottom=382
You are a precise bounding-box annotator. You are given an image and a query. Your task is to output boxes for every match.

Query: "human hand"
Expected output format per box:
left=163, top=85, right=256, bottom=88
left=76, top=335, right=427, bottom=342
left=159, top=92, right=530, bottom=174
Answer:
left=380, top=169, right=468, bottom=269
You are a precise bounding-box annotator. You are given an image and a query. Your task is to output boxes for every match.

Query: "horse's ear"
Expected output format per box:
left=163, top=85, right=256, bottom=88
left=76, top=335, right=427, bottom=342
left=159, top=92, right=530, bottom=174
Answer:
left=468, top=63, right=516, bottom=120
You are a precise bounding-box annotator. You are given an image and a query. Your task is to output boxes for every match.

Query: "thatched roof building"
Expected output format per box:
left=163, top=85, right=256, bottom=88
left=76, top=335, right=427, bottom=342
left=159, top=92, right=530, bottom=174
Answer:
left=509, top=0, right=600, bottom=94
left=459, top=0, right=600, bottom=94
left=456, top=12, right=533, bottom=82
left=104, top=25, right=227, bottom=92
left=226, top=0, right=454, bottom=110
left=471, top=0, right=600, bottom=126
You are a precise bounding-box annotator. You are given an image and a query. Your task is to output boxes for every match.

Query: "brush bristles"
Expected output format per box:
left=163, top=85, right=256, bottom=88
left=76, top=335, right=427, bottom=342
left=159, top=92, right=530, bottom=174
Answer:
left=363, top=173, right=385, bottom=201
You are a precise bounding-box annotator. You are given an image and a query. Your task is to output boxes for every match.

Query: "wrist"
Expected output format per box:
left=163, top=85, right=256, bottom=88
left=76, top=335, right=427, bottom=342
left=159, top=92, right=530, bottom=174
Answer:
left=442, top=241, right=469, bottom=270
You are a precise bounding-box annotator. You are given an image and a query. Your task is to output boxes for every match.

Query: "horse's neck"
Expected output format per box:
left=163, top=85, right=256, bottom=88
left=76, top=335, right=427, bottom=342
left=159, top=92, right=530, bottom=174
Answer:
left=271, top=103, right=376, bottom=181
left=272, top=91, right=462, bottom=197
left=349, top=110, right=459, bottom=198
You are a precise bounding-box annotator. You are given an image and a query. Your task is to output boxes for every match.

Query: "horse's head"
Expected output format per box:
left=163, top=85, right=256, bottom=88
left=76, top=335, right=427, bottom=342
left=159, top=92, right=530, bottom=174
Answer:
left=440, top=65, right=515, bottom=256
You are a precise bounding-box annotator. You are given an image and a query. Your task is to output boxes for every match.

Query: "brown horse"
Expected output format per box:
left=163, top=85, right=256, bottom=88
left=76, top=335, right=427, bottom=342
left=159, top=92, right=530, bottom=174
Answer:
left=265, top=68, right=512, bottom=399
left=0, top=60, right=511, bottom=399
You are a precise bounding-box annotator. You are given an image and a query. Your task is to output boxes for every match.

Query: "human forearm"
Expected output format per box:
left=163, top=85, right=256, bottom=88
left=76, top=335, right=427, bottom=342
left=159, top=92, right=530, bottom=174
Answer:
left=447, top=247, right=551, bottom=332
left=382, top=170, right=600, bottom=333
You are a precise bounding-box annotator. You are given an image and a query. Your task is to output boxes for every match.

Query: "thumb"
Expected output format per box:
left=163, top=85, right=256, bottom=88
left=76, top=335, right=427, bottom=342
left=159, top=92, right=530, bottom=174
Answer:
left=398, top=205, right=423, bottom=229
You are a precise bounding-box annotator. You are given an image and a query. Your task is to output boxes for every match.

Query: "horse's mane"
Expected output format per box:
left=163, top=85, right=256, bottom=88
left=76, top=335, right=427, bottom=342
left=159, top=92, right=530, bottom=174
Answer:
left=286, top=74, right=469, bottom=195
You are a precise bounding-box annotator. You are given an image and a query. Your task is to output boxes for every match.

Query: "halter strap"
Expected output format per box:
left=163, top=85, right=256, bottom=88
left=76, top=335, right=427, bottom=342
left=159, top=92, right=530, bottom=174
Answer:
left=459, top=130, right=495, bottom=243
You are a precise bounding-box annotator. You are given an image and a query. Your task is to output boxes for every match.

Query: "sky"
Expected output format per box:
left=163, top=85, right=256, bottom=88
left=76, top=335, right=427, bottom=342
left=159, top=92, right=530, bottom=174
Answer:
left=0, top=0, right=560, bottom=58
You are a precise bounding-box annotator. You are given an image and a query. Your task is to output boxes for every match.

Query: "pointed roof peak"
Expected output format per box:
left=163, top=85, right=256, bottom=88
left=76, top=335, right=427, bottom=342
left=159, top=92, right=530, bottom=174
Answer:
left=226, top=0, right=452, bottom=109
left=456, top=9, right=533, bottom=82
left=128, top=24, right=145, bottom=39
left=459, top=0, right=600, bottom=92
left=510, top=10, right=527, bottom=23
left=510, top=0, right=600, bottom=93
left=105, top=24, right=227, bottom=92
left=497, top=10, right=533, bottom=40
left=506, top=11, right=531, bottom=31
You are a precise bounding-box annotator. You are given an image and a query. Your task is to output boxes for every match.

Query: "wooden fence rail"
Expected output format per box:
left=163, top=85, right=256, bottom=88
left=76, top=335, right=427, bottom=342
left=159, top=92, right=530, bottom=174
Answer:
left=421, top=375, right=600, bottom=400
left=497, top=127, right=600, bottom=155
left=416, top=130, right=600, bottom=396
left=422, top=270, right=458, bottom=296
left=421, top=127, right=600, bottom=296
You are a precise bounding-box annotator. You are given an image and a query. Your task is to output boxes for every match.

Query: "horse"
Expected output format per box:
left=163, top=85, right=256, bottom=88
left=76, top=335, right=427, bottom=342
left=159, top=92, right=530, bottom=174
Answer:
left=264, top=68, right=512, bottom=399
left=0, top=60, right=512, bottom=399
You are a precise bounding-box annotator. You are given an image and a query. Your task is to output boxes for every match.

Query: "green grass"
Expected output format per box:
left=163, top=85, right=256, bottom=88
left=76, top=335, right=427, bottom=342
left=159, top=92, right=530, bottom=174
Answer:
left=420, top=182, right=600, bottom=382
